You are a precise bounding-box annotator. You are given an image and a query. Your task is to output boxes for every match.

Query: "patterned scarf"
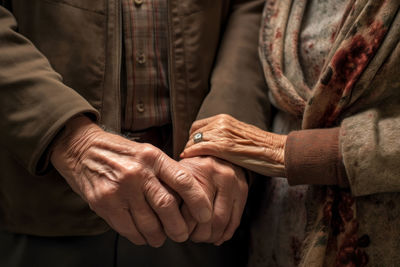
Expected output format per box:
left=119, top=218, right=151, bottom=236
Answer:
left=259, top=0, right=400, bottom=266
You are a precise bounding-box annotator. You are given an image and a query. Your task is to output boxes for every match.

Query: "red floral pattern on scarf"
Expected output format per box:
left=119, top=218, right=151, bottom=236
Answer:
left=259, top=0, right=399, bottom=265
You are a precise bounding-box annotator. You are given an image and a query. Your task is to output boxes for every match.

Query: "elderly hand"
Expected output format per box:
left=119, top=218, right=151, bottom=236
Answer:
left=50, top=116, right=212, bottom=247
left=181, top=114, right=287, bottom=177
left=179, top=156, right=248, bottom=245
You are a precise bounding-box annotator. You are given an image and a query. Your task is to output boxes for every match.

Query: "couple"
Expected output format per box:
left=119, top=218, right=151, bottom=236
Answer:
left=1, top=0, right=399, bottom=266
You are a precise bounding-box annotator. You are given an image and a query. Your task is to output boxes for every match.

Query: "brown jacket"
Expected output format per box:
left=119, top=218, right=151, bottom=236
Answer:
left=0, top=0, right=269, bottom=236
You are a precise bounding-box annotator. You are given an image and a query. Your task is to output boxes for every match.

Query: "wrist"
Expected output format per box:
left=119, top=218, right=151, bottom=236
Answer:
left=50, top=115, right=101, bottom=164
left=261, top=133, right=287, bottom=177
left=284, top=128, right=349, bottom=186
left=277, top=134, right=287, bottom=165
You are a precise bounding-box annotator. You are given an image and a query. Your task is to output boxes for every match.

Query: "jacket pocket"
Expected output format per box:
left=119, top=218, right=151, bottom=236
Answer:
left=12, top=0, right=107, bottom=110
left=179, top=0, right=211, bottom=16
left=42, top=0, right=105, bottom=14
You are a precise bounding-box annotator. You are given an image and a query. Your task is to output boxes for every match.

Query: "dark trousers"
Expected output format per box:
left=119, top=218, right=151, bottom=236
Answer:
left=0, top=230, right=248, bottom=267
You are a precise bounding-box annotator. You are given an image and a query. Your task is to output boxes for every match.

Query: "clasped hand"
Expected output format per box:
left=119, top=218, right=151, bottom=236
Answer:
left=51, top=116, right=248, bottom=247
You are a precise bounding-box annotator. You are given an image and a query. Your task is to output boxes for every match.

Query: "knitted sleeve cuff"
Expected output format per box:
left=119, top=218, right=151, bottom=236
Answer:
left=285, top=127, right=349, bottom=187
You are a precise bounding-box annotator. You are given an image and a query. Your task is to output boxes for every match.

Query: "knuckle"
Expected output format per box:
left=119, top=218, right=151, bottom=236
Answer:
left=87, top=186, right=117, bottom=211
left=199, top=156, right=215, bottom=168
left=140, top=144, right=160, bottom=162
left=174, top=170, right=193, bottom=190
left=142, top=177, right=159, bottom=197
left=100, top=185, right=118, bottom=200
left=220, top=166, right=236, bottom=178
left=218, top=124, right=229, bottom=132
left=122, top=164, right=142, bottom=180
left=217, top=114, right=230, bottom=120
left=217, top=114, right=231, bottom=124
left=154, top=192, right=176, bottom=211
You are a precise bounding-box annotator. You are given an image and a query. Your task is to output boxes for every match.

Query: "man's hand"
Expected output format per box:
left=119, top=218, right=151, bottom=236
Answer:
left=179, top=156, right=248, bottom=245
left=50, top=116, right=212, bottom=247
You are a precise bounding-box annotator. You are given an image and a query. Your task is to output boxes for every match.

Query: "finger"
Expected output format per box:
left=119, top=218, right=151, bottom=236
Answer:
left=143, top=178, right=189, bottom=242
left=190, top=221, right=212, bottom=243
left=215, top=168, right=248, bottom=245
left=184, top=129, right=209, bottom=149
left=214, top=200, right=240, bottom=246
left=129, top=182, right=167, bottom=248
left=209, top=189, right=234, bottom=243
left=214, top=194, right=248, bottom=246
left=181, top=204, right=197, bottom=235
left=180, top=142, right=220, bottom=159
left=103, top=208, right=147, bottom=246
left=129, top=204, right=166, bottom=247
left=189, top=114, right=235, bottom=135
left=189, top=117, right=216, bottom=135
left=155, top=156, right=212, bottom=223
left=80, top=165, right=146, bottom=245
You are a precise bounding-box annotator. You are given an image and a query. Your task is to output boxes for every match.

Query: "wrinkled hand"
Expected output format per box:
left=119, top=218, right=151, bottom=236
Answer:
left=50, top=116, right=212, bottom=247
left=181, top=114, right=287, bottom=177
left=179, top=156, right=248, bottom=245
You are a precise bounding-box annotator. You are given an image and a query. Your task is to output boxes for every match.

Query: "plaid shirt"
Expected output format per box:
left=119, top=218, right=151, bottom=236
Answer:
left=121, top=0, right=171, bottom=131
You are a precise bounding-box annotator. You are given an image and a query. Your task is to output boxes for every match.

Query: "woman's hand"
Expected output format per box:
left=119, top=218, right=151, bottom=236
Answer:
left=181, top=114, right=288, bottom=177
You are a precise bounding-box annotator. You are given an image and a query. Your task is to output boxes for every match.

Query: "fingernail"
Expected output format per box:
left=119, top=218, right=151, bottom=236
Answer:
left=198, top=208, right=212, bottom=223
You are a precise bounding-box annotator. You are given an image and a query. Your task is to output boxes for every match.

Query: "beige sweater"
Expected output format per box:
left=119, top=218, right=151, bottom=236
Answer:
left=251, top=0, right=400, bottom=266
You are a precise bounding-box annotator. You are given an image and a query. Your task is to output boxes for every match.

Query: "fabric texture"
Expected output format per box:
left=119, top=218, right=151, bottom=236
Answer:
left=0, top=229, right=248, bottom=267
left=285, top=128, right=349, bottom=187
left=0, top=0, right=268, bottom=236
left=254, top=0, right=400, bottom=266
left=121, top=0, right=171, bottom=131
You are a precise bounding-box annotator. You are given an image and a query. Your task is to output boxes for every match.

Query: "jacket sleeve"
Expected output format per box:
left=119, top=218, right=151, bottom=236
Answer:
left=196, top=0, right=270, bottom=131
left=340, top=99, right=400, bottom=196
left=339, top=38, right=400, bottom=197
left=0, top=6, right=99, bottom=175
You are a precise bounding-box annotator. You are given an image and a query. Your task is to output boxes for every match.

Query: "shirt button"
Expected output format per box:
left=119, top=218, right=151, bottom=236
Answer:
left=136, top=102, right=145, bottom=113
left=134, top=0, right=143, bottom=7
left=136, top=51, right=146, bottom=65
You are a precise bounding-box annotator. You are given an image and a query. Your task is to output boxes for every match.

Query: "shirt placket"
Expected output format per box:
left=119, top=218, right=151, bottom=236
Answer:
left=122, top=0, right=170, bottom=131
left=133, top=0, right=152, bottom=128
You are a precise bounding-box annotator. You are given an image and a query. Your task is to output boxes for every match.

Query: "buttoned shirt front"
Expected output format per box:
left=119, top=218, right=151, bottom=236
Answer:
left=121, top=0, right=171, bottom=131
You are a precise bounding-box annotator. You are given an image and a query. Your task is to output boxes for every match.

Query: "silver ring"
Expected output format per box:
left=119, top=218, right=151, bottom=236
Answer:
left=193, top=132, right=203, bottom=143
